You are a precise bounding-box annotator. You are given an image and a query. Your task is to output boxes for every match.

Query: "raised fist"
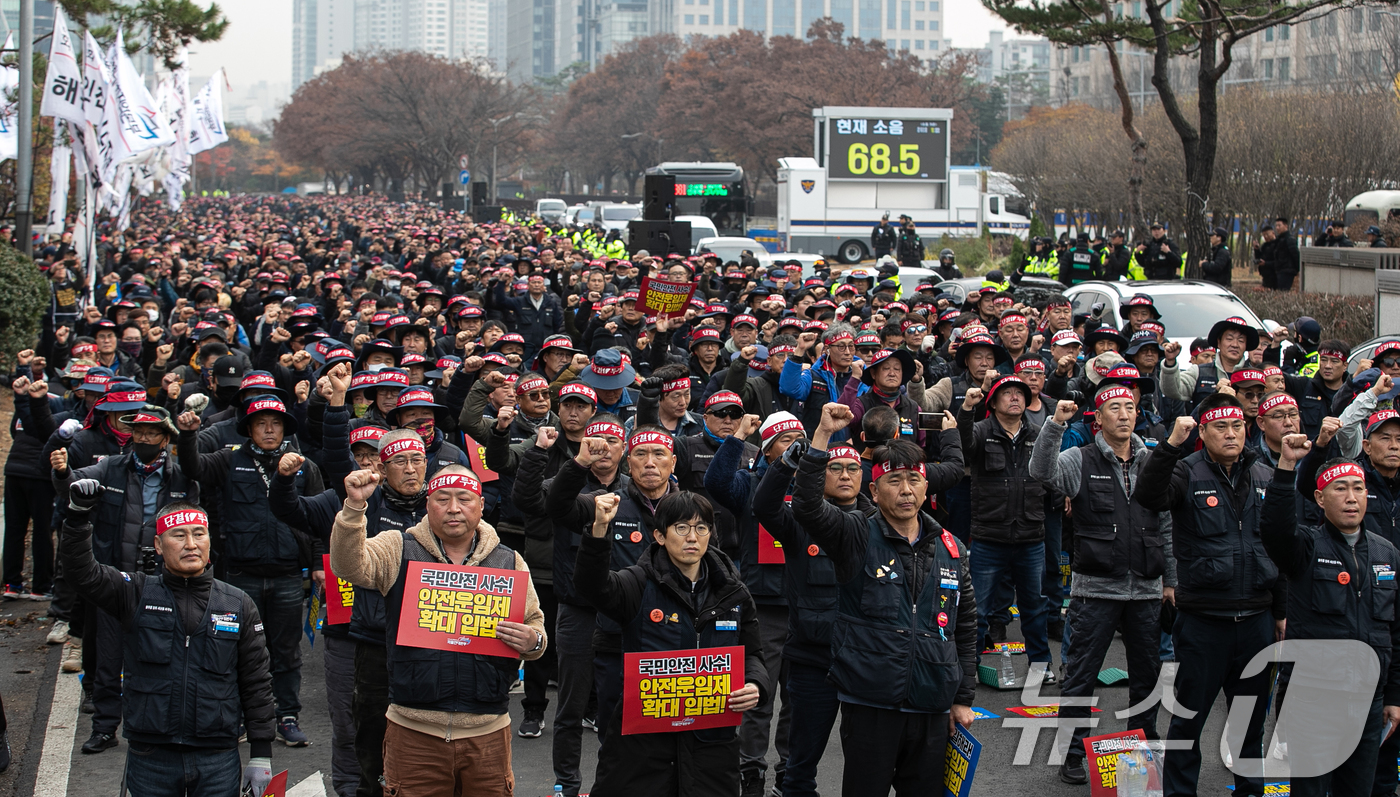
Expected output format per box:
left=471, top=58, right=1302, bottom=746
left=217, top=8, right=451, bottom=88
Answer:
left=278, top=452, right=306, bottom=476
left=68, top=478, right=101, bottom=515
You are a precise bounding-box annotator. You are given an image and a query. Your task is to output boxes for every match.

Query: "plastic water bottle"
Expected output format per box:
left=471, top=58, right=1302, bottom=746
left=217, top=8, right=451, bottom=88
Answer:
left=1118, top=756, right=1148, bottom=797
left=997, top=648, right=1016, bottom=688
left=553, top=785, right=564, bottom=797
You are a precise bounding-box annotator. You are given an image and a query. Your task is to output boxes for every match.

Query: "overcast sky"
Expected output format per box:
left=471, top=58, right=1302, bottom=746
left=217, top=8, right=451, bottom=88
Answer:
left=183, top=0, right=1008, bottom=89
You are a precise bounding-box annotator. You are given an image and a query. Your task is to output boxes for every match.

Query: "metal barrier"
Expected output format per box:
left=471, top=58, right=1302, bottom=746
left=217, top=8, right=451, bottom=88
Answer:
left=1301, top=246, right=1400, bottom=296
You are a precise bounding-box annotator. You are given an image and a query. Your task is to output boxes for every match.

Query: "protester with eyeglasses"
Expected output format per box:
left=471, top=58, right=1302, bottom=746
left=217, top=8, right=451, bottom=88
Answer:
left=574, top=491, right=766, bottom=797
left=779, top=323, right=860, bottom=442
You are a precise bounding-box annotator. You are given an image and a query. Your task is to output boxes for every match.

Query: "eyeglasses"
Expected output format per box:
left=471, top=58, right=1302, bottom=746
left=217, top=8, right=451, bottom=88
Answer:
left=707, top=409, right=743, bottom=420
left=1265, top=411, right=1301, bottom=422
left=827, top=343, right=855, bottom=352
left=386, top=455, right=428, bottom=469
left=1238, top=388, right=1267, bottom=400
left=669, top=523, right=711, bottom=538
left=826, top=463, right=863, bottom=476
left=522, top=390, right=549, bottom=401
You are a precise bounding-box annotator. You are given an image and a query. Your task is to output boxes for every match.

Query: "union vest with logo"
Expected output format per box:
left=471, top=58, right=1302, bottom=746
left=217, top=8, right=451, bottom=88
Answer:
left=1070, top=451, right=1164, bottom=578
left=122, top=577, right=246, bottom=747
left=1172, top=451, right=1278, bottom=605
left=222, top=446, right=305, bottom=572
left=828, top=515, right=965, bottom=713
left=593, top=490, right=656, bottom=636
left=383, top=532, right=520, bottom=714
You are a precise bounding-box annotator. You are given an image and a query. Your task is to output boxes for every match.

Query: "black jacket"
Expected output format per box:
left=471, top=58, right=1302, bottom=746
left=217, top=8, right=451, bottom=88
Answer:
left=957, top=409, right=1046, bottom=544
left=789, top=446, right=978, bottom=709
left=1261, top=466, right=1400, bottom=706
left=60, top=515, right=276, bottom=757
left=1201, top=243, right=1232, bottom=286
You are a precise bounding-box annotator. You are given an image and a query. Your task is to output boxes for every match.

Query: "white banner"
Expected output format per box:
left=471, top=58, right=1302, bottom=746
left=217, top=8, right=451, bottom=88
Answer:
left=102, top=31, right=175, bottom=174
left=39, top=7, right=84, bottom=126
left=47, top=139, right=71, bottom=234
left=188, top=69, right=228, bottom=155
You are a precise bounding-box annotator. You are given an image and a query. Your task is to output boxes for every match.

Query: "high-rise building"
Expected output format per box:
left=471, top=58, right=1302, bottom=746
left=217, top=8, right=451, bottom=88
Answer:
left=293, top=0, right=491, bottom=90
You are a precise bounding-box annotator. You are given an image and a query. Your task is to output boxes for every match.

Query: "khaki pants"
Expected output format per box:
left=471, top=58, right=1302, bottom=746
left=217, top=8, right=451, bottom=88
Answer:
left=382, top=721, right=514, bottom=797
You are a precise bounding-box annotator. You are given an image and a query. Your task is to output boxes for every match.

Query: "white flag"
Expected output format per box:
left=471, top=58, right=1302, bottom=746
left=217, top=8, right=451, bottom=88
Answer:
left=47, top=140, right=71, bottom=234
left=165, top=48, right=191, bottom=186
left=83, top=31, right=115, bottom=184
left=103, top=30, right=175, bottom=170
left=0, top=35, right=18, bottom=163
left=39, top=7, right=84, bottom=125
left=188, top=70, right=228, bottom=155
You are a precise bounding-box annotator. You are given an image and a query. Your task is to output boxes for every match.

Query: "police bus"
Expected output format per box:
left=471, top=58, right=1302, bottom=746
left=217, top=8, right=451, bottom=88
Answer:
left=645, top=162, right=752, bottom=236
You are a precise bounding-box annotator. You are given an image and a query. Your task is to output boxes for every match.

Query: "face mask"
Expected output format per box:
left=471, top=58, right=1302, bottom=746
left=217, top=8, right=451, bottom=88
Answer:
left=386, top=280, right=401, bottom=292
left=409, top=419, right=435, bottom=444
left=352, top=402, right=369, bottom=418
left=119, top=341, right=142, bottom=357
left=215, top=385, right=240, bottom=407
left=147, top=309, right=160, bottom=323
left=133, top=441, right=164, bottom=463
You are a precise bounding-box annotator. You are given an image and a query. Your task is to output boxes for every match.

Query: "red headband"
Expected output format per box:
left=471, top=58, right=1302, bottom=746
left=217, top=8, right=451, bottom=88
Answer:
left=427, top=472, right=482, bottom=496
left=380, top=437, right=426, bottom=462
left=1317, top=462, right=1366, bottom=491
left=102, top=391, right=147, bottom=404
left=762, top=417, right=804, bottom=440
left=628, top=431, right=674, bottom=452
left=1095, top=386, right=1135, bottom=409
left=769, top=345, right=795, bottom=356
left=828, top=446, right=860, bottom=463
left=825, top=332, right=854, bottom=345
left=585, top=421, right=625, bottom=440
left=241, top=373, right=276, bottom=390
left=871, top=461, right=926, bottom=481
left=396, top=388, right=435, bottom=405
left=662, top=378, right=690, bottom=394
left=1000, top=314, right=1028, bottom=328
left=590, top=360, right=627, bottom=377
left=1014, top=359, right=1045, bottom=373
left=350, top=426, right=386, bottom=446
left=1201, top=406, right=1245, bottom=424
left=517, top=375, right=549, bottom=394
left=1319, top=349, right=1346, bottom=361
left=1258, top=394, right=1298, bottom=415
left=129, top=411, right=166, bottom=426
left=559, top=383, right=597, bottom=403
left=157, top=509, right=208, bottom=535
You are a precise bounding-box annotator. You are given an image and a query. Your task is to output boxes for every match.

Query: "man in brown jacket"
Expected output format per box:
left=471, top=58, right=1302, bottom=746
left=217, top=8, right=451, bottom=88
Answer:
left=331, top=464, right=548, bottom=796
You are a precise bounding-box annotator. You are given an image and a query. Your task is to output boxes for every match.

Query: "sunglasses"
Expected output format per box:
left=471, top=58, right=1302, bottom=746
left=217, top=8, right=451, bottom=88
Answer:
left=1379, top=357, right=1400, bottom=369
left=521, top=390, right=549, bottom=401
left=707, top=409, right=744, bottom=420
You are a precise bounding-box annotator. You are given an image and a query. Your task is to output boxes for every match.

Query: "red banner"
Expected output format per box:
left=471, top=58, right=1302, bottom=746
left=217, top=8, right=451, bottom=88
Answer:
left=757, top=525, right=785, bottom=564
left=395, top=561, right=526, bottom=659
left=260, top=770, right=288, bottom=797
left=622, top=645, right=744, bottom=735
left=461, top=432, right=500, bottom=483
left=323, top=554, right=354, bottom=626
left=638, top=276, right=696, bottom=318
left=1084, top=730, right=1147, bottom=797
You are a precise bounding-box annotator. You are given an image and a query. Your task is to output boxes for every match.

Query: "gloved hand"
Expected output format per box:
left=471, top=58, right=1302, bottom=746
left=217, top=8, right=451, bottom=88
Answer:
left=639, top=376, right=662, bottom=400
left=779, top=437, right=809, bottom=470
left=240, top=757, right=272, bottom=796
left=68, top=479, right=102, bottom=516
left=57, top=418, right=82, bottom=441
left=184, top=393, right=209, bottom=415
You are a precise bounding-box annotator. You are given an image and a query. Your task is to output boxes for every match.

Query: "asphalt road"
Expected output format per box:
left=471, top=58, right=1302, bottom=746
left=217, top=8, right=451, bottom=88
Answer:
left=0, top=595, right=1280, bottom=797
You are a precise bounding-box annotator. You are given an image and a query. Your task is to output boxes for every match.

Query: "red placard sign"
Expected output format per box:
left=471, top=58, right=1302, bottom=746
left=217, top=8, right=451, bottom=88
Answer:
left=622, top=645, right=744, bottom=735
left=462, top=432, right=500, bottom=483
left=757, top=525, right=785, bottom=564
left=638, top=276, right=696, bottom=318
left=323, top=554, right=354, bottom=626
left=260, top=770, right=288, bottom=797
left=1084, top=729, right=1147, bottom=797
left=395, top=560, right=526, bottom=659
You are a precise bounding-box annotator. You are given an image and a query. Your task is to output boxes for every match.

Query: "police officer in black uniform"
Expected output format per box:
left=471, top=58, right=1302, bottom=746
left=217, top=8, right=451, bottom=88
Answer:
left=60, top=489, right=277, bottom=797
left=1264, top=436, right=1400, bottom=797
left=871, top=213, right=897, bottom=260
left=790, top=403, right=977, bottom=797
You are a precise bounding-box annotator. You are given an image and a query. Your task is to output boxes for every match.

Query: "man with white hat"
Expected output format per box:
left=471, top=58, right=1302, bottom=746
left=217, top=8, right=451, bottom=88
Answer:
left=705, top=410, right=807, bottom=797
